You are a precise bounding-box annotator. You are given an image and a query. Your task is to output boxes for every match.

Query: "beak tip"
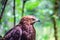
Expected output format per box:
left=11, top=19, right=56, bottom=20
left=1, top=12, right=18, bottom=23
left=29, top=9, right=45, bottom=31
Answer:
left=38, top=20, right=40, bottom=22
left=37, top=20, right=40, bottom=22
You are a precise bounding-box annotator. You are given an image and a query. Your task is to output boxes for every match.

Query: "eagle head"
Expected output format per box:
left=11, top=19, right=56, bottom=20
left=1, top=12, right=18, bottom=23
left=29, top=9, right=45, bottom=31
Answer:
left=20, top=15, right=40, bottom=25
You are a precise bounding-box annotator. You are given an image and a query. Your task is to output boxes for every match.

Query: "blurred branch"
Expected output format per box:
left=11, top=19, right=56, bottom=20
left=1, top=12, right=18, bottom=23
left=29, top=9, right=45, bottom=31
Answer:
left=22, top=0, right=27, bottom=17
left=51, top=0, right=59, bottom=40
left=13, top=0, right=16, bottom=26
left=0, top=0, right=8, bottom=20
left=0, top=0, right=8, bottom=23
left=52, top=17, right=57, bottom=40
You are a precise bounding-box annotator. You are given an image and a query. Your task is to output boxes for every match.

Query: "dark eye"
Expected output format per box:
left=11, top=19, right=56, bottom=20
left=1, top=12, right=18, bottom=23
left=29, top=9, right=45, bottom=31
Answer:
left=32, top=19, right=35, bottom=20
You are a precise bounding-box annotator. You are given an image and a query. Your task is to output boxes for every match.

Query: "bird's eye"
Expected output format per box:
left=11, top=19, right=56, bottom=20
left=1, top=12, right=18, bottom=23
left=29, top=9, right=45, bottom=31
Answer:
left=32, top=19, right=35, bottom=20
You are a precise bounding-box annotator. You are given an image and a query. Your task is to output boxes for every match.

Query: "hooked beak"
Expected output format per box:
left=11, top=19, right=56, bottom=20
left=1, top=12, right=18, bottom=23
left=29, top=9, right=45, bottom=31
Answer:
left=37, top=20, right=40, bottom=22
left=35, top=18, right=40, bottom=22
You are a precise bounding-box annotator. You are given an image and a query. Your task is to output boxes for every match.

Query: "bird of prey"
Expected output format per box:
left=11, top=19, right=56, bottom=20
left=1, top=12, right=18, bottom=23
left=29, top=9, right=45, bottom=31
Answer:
left=3, top=15, right=40, bottom=40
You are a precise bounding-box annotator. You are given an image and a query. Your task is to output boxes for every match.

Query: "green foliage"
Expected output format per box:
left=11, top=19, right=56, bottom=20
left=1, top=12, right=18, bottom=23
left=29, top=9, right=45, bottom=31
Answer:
left=0, top=0, right=60, bottom=40
left=25, top=1, right=39, bottom=10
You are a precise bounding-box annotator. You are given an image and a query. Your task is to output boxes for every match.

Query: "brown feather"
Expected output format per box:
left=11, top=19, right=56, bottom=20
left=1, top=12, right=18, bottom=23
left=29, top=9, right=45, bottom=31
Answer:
left=3, top=15, right=37, bottom=40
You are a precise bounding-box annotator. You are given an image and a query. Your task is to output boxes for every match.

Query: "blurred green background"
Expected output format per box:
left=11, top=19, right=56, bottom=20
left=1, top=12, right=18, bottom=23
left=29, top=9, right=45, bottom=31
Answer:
left=0, top=0, right=60, bottom=40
